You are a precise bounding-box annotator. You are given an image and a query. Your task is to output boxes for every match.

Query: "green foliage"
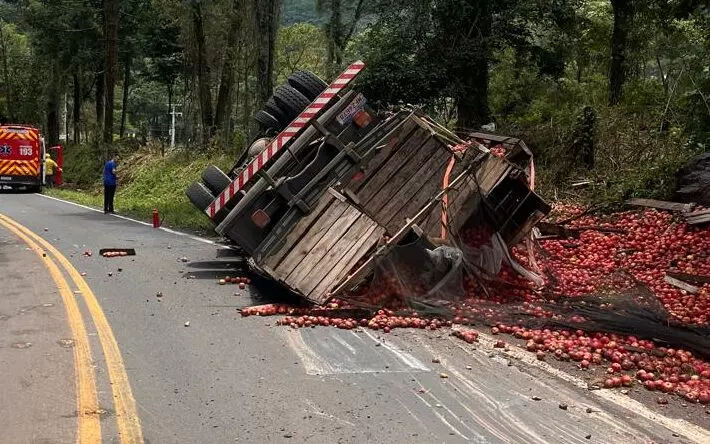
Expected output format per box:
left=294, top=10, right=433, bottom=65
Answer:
left=61, top=142, right=105, bottom=186
left=0, top=21, right=45, bottom=123
left=3, top=0, right=710, bottom=228
left=283, top=0, right=325, bottom=25
left=275, top=23, right=328, bottom=83
left=52, top=146, right=235, bottom=231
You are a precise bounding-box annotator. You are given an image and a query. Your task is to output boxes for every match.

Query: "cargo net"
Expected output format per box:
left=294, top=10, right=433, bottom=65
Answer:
left=340, top=207, right=511, bottom=314
left=338, top=207, right=710, bottom=359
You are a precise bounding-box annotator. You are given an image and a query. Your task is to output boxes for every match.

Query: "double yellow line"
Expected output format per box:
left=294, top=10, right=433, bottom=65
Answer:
left=0, top=214, right=143, bottom=444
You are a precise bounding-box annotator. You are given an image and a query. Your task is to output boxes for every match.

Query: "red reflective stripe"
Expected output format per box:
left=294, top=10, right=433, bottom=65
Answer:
left=205, top=60, right=365, bottom=218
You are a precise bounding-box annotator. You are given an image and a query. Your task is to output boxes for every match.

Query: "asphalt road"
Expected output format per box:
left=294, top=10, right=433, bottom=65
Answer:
left=1, top=192, right=708, bottom=444
left=0, top=222, right=75, bottom=444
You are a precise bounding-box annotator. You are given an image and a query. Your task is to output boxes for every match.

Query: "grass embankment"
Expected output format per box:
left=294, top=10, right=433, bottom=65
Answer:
left=49, top=146, right=234, bottom=233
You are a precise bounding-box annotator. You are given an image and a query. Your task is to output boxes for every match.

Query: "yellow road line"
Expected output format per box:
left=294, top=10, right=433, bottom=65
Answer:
left=0, top=216, right=101, bottom=444
left=0, top=214, right=144, bottom=444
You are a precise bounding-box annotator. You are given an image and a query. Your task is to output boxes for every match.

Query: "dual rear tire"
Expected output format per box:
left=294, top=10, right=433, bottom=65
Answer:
left=252, top=71, right=328, bottom=133
left=187, top=71, right=329, bottom=220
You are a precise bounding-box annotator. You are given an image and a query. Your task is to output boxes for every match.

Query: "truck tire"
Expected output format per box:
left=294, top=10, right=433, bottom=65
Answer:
left=264, top=98, right=289, bottom=126
left=273, top=85, right=310, bottom=122
left=186, top=182, right=215, bottom=212
left=253, top=110, right=282, bottom=132
left=201, top=165, right=232, bottom=195
left=287, top=71, right=328, bottom=101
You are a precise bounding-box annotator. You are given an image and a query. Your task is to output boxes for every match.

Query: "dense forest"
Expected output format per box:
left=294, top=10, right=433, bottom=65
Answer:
left=0, top=0, right=708, bottom=202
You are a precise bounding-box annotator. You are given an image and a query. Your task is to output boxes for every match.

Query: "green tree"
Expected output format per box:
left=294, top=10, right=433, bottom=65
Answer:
left=351, top=0, right=577, bottom=129
left=275, top=22, right=328, bottom=83
left=316, top=0, right=368, bottom=75
left=253, top=0, right=283, bottom=107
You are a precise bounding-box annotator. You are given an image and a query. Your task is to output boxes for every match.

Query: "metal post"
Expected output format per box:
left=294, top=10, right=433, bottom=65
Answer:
left=168, top=105, right=183, bottom=149
left=170, top=106, right=176, bottom=149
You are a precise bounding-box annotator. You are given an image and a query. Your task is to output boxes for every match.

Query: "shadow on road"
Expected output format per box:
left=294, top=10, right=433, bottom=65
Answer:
left=247, top=273, right=304, bottom=306
left=187, top=260, right=245, bottom=270
left=184, top=256, right=304, bottom=307
left=0, top=188, right=37, bottom=194
left=58, top=212, right=123, bottom=222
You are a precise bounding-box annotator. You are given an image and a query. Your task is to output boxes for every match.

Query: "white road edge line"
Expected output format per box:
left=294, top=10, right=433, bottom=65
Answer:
left=447, top=329, right=710, bottom=444
left=35, top=193, right=229, bottom=248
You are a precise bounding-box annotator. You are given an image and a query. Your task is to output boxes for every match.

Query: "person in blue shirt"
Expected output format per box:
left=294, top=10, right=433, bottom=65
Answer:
left=103, top=154, right=118, bottom=214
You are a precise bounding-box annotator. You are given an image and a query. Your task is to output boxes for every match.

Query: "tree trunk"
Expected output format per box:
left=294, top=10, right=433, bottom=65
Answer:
left=456, top=60, right=490, bottom=130
left=216, top=0, right=246, bottom=137
left=326, top=0, right=343, bottom=75
left=192, top=2, right=214, bottom=142
left=64, top=91, right=69, bottom=142
left=120, top=57, right=131, bottom=138
left=451, top=0, right=492, bottom=130
left=242, top=57, right=251, bottom=130
left=253, top=0, right=282, bottom=108
left=73, top=71, right=81, bottom=143
left=608, top=0, right=634, bottom=106
left=0, top=23, right=14, bottom=121
left=103, top=0, right=119, bottom=143
left=96, top=68, right=105, bottom=133
left=167, top=83, right=173, bottom=116
left=46, top=73, right=61, bottom=146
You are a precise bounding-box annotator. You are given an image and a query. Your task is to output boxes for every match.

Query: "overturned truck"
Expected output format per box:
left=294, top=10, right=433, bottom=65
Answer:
left=186, top=61, right=550, bottom=305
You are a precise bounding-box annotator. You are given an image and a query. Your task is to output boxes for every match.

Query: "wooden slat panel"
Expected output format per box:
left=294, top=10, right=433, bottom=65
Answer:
left=687, top=209, right=710, bottom=217
left=664, top=275, right=699, bottom=294
left=424, top=150, right=486, bottom=237
left=414, top=155, right=510, bottom=238
left=274, top=198, right=349, bottom=276
left=350, top=116, right=423, bottom=193
left=286, top=205, right=363, bottom=288
left=666, top=272, right=710, bottom=285
left=307, top=222, right=385, bottom=302
left=365, top=136, right=445, bottom=216
left=478, top=157, right=512, bottom=193
left=446, top=175, right=476, bottom=216
left=626, top=198, right=693, bottom=213
left=297, top=213, right=378, bottom=294
left=469, top=132, right=521, bottom=146
left=422, top=206, right=442, bottom=237
left=262, top=192, right=336, bottom=270
left=384, top=166, right=446, bottom=235
left=356, top=130, right=433, bottom=205
left=446, top=175, right=481, bottom=233
left=378, top=148, right=451, bottom=232
left=688, top=214, right=710, bottom=225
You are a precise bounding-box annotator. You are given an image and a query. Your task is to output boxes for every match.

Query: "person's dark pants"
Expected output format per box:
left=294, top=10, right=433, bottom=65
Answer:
left=46, top=175, right=55, bottom=188
left=104, top=184, right=116, bottom=213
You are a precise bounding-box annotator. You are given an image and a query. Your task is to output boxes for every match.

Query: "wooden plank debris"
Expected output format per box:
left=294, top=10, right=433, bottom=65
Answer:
left=571, top=181, right=592, bottom=188
left=626, top=198, right=693, bottom=213
left=666, top=272, right=710, bottom=285
left=536, top=222, right=627, bottom=238
left=664, top=274, right=700, bottom=294
left=686, top=209, right=710, bottom=225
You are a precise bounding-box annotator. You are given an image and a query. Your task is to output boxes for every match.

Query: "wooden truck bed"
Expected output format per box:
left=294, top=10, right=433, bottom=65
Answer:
left=261, top=188, right=385, bottom=303
left=254, top=114, right=535, bottom=304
